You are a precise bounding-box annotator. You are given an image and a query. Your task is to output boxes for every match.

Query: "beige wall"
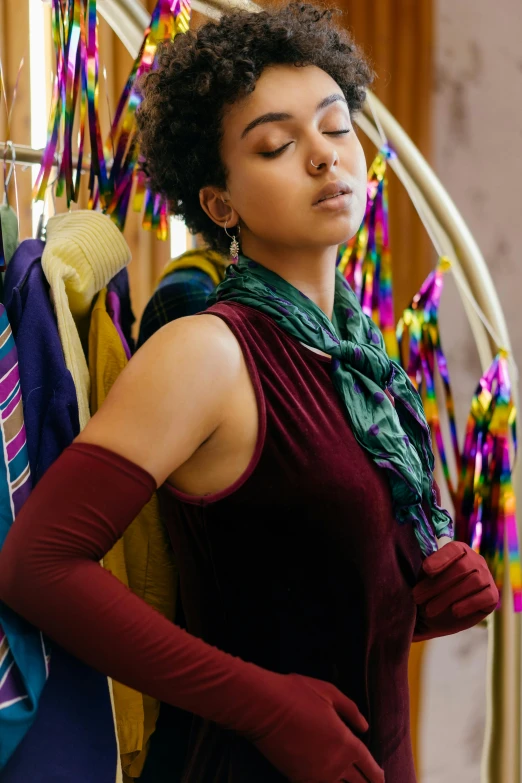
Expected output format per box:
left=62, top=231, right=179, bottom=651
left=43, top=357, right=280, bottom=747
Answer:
left=420, top=2, right=522, bottom=781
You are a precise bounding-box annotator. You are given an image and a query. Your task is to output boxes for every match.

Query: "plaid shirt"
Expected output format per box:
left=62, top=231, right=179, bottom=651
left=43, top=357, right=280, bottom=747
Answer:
left=137, top=267, right=216, bottom=348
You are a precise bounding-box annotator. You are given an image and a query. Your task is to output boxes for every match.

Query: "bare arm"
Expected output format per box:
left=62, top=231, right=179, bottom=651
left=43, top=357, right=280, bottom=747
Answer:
left=75, top=312, right=242, bottom=484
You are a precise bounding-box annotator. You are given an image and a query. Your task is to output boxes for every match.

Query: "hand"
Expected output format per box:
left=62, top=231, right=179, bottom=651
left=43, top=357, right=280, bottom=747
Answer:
left=250, top=672, right=385, bottom=783
left=413, top=541, right=499, bottom=641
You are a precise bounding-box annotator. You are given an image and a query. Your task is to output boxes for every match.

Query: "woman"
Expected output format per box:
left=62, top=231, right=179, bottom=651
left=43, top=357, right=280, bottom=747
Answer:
left=0, top=4, right=498, bottom=783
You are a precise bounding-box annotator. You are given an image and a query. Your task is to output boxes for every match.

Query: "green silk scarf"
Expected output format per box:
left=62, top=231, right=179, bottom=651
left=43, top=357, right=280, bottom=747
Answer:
left=207, top=254, right=453, bottom=556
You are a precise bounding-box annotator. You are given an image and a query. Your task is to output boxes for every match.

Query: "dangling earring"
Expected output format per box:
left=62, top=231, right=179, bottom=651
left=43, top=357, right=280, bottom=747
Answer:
left=224, top=220, right=240, bottom=263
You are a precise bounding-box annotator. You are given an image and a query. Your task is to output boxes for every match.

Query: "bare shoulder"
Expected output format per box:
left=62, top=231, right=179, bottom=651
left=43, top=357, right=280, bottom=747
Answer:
left=154, top=312, right=241, bottom=359
left=76, top=313, right=243, bottom=485
left=132, top=312, right=241, bottom=375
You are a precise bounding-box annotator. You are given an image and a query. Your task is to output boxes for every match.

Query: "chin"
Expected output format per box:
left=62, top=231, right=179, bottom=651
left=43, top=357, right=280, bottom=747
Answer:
left=323, top=222, right=360, bottom=248
left=314, top=210, right=363, bottom=248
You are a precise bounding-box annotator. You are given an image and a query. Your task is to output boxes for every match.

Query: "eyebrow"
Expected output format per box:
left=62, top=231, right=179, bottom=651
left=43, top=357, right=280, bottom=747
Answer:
left=240, top=93, right=348, bottom=139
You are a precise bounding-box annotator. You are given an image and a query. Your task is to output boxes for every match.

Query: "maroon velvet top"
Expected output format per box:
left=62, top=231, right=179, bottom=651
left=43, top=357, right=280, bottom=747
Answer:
left=161, top=301, right=424, bottom=783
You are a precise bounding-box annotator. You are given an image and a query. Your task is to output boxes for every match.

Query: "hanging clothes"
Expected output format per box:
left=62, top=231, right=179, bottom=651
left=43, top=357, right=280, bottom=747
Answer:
left=89, top=287, right=177, bottom=781
left=0, top=304, right=44, bottom=767
left=0, top=307, right=31, bottom=512
left=41, top=210, right=131, bottom=430
left=1, top=240, right=119, bottom=783
left=107, top=267, right=135, bottom=355
left=137, top=248, right=227, bottom=347
left=107, top=290, right=132, bottom=360
left=3, top=239, right=79, bottom=483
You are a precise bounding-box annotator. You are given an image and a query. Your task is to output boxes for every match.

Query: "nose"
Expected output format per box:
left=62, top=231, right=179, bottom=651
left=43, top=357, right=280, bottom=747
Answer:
left=308, top=146, right=339, bottom=174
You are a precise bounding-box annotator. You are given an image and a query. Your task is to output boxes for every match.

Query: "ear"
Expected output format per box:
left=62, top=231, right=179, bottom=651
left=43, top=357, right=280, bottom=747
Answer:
left=199, top=186, right=239, bottom=229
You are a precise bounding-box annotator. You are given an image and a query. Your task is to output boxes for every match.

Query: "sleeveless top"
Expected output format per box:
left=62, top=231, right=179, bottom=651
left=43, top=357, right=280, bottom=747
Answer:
left=160, top=301, right=423, bottom=783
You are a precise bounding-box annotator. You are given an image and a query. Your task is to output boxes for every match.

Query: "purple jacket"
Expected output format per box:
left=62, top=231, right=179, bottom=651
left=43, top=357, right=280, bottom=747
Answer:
left=3, top=239, right=79, bottom=484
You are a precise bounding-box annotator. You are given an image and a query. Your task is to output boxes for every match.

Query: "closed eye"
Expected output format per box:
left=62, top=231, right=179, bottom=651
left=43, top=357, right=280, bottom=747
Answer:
left=259, top=129, right=351, bottom=159
left=259, top=142, right=292, bottom=159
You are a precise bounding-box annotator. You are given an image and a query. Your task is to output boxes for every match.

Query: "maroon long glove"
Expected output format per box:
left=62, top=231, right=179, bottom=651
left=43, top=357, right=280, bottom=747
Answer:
left=0, top=443, right=383, bottom=783
left=254, top=673, right=384, bottom=783
left=413, top=540, right=499, bottom=642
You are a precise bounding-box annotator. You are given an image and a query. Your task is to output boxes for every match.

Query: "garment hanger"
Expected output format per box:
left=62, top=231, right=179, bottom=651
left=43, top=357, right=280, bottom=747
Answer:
left=2, top=141, right=15, bottom=207
left=36, top=170, right=59, bottom=242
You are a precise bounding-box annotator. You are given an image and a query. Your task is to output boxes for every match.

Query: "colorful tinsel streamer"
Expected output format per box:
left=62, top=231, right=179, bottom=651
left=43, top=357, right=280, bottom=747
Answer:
left=33, top=0, right=107, bottom=207
left=86, top=0, right=109, bottom=207
left=455, top=351, right=521, bottom=611
left=105, top=0, right=191, bottom=239
left=337, top=144, right=398, bottom=361
left=396, top=256, right=460, bottom=504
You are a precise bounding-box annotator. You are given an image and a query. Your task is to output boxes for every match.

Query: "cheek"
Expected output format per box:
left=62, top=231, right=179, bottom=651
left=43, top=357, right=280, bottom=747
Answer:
left=231, top=163, right=294, bottom=218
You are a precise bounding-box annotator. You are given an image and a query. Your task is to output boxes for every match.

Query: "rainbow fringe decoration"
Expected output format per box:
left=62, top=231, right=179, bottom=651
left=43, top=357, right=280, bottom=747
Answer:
left=34, top=0, right=191, bottom=237
left=337, top=144, right=398, bottom=361
left=396, top=257, right=460, bottom=504
left=455, top=351, right=521, bottom=611
left=33, top=0, right=107, bottom=207
left=105, top=0, right=191, bottom=239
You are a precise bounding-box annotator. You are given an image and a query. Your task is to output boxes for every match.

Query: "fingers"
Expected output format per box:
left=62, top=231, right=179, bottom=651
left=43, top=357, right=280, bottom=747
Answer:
left=442, top=608, right=492, bottom=634
left=453, top=584, right=499, bottom=618
left=413, top=562, right=477, bottom=605
left=423, top=572, right=486, bottom=617
left=339, top=762, right=383, bottom=782
left=342, top=767, right=371, bottom=783
left=351, top=756, right=385, bottom=783
left=421, top=541, right=468, bottom=577
left=332, top=690, right=369, bottom=734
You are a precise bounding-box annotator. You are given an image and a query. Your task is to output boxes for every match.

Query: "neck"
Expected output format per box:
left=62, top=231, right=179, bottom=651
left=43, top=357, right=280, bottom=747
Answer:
left=240, top=241, right=338, bottom=320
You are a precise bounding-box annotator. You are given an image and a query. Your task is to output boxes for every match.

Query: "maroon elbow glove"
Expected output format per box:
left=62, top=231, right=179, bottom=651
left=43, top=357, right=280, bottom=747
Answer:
left=413, top=541, right=500, bottom=642
left=0, top=443, right=383, bottom=783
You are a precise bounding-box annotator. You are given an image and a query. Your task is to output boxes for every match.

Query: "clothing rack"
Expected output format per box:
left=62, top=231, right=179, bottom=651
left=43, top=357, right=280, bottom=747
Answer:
left=2, top=2, right=519, bottom=781
left=1, top=143, right=89, bottom=172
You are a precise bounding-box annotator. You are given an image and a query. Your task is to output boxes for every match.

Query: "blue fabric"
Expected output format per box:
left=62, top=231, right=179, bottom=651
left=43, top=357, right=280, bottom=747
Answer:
left=0, top=605, right=48, bottom=771
left=137, top=267, right=215, bottom=347
left=1, top=240, right=117, bottom=782
left=3, top=240, right=79, bottom=484
left=1, top=647, right=117, bottom=783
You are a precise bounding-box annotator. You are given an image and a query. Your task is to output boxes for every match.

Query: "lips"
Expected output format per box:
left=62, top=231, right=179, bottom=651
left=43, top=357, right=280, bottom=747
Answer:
left=319, top=191, right=344, bottom=202
left=313, top=180, right=352, bottom=206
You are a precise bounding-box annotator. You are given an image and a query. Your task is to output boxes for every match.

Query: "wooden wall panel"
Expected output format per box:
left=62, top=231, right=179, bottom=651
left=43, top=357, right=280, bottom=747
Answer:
left=0, top=0, right=33, bottom=241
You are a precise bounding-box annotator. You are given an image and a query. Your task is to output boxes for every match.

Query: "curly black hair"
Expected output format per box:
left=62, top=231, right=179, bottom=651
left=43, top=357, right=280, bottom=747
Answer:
left=137, top=2, right=373, bottom=254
